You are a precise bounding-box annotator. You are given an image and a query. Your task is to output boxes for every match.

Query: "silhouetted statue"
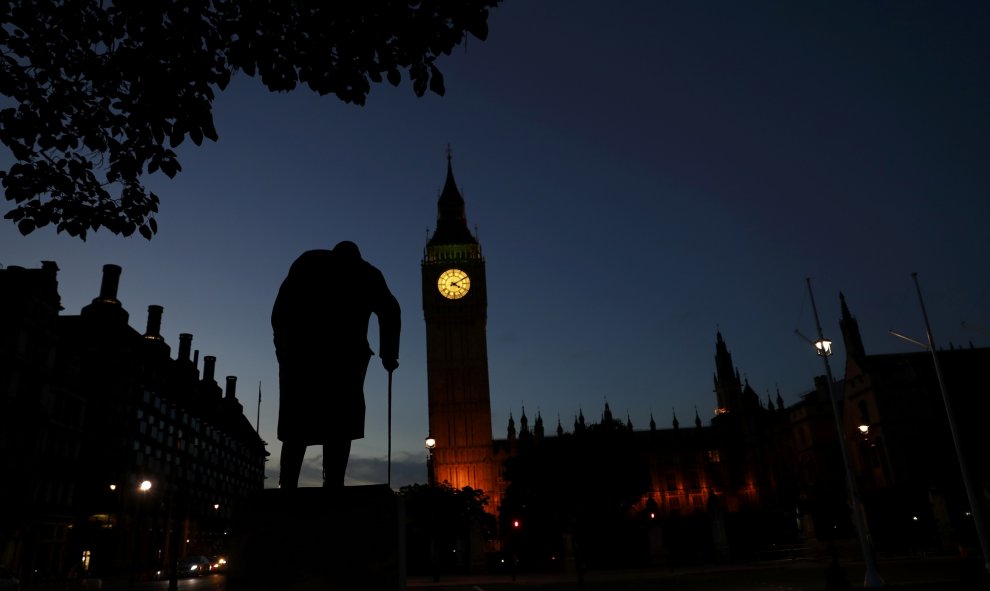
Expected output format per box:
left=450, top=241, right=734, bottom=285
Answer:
left=272, top=241, right=400, bottom=488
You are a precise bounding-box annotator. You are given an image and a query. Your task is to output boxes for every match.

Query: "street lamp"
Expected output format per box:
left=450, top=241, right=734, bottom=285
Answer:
left=803, top=278, right=884, bottom=588
left=425, top=435, right=437, bottom=486
left=424, top=435, right=439, bottom=581
left=129, top=479, right=154, bottom=591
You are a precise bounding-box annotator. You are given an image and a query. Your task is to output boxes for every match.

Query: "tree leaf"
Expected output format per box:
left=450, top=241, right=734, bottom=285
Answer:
left=16, top=218, right=36, bottom=235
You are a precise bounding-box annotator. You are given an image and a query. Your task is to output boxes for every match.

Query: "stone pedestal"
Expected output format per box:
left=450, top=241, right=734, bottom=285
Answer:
left=227, top=485, right=405, bottom=591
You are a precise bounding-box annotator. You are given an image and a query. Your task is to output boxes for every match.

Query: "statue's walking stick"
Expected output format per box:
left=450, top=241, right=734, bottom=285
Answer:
left=387, top=369, right=393, bottom=488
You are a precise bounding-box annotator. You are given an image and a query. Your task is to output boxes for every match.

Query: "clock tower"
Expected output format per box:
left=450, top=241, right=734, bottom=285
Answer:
left=422, top=153, right=497, bottom=505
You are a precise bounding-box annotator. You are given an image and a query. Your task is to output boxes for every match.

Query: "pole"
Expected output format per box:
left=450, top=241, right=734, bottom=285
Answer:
left=806, top=278, right=884, bottom=587
left=167, top=486, right=179, bottom=591
left=912, top=273, right=990, bottom=575
left=256, top=381, right=261, bottom=434
left=387, top=369, right=393, bottom=489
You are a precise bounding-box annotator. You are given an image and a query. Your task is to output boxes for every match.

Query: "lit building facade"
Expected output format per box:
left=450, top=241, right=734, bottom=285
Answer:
left=422, top=154, right=498, bottom=507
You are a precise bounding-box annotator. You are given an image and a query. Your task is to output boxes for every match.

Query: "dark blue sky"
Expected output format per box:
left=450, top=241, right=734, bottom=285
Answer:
left=2, top=1, right=988, bottom=488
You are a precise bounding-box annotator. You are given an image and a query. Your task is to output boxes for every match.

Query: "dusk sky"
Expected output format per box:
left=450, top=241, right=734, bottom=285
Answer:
left=2, top=1, right=988, bottom=490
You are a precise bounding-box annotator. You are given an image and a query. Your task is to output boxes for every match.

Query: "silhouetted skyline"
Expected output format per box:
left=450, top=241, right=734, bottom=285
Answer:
left=2, top=1, right=988, bottom=489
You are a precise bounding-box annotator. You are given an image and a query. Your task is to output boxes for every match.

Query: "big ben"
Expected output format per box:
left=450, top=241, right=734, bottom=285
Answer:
left=422, top=152, right=497, bottom=502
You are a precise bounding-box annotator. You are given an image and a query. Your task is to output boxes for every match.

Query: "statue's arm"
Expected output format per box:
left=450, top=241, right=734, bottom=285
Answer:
left=373, top=270, right=401, bottom=368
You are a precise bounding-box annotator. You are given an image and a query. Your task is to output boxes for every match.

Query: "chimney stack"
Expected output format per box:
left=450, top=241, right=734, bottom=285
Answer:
left=203, top=355, right=217, bottom=383
left=178, top=333, right=193, bottom=362
left=144, top=305, right=164, bottom=340
left=225, top=376, right=237, bottom=400
left=97, top=264, right=122, bottom=303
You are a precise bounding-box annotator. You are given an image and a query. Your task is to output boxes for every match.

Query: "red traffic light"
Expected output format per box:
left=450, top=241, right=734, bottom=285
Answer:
left=512, top=519, right=521, bottom=529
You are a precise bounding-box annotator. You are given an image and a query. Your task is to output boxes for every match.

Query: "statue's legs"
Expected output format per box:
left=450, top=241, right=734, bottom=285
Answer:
left=279, top=441, right=306, bottom=489
left=324, top=439, right=351, bottom=487
left=280, top=439, right=351, bottom=487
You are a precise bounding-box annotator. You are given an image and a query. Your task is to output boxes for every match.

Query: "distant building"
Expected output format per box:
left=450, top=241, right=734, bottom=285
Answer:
left=419, top=161, right=988, bottom=566
left=419, top=159, right=801, bottom=561
left=0, top=262, right=268, bottom=584
left=492, top=332, right=802, bottom=565
left=839, top=293, right=990, bottom=555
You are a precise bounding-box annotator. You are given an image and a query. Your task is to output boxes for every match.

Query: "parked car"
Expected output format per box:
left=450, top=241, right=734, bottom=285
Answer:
left=0, top=566, right=19, bottom=591
left=208, top=556, right=227, bottom=573
left=65, top=562, right=102, bottom=589
left=176, top=556, right=212, bottom=577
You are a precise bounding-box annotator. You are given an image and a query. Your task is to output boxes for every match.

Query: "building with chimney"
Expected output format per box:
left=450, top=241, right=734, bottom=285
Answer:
left=0, top=262, right=268, bottom=585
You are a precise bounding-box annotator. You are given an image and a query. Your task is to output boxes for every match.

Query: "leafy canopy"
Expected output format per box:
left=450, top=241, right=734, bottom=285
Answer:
left=0, top=1, right=498, bottom=239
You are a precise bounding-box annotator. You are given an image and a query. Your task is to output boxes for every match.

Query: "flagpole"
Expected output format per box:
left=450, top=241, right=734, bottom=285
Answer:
left=912, top=273, right=990, bottom=576
left=806, top=278, right=884, bottom=587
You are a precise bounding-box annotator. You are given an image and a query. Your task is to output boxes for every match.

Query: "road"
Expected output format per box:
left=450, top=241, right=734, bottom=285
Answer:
left=406, top=556, right=984, bottom=591
left=99, top=574, right=226, bottom=591
left=90, top=556, right=986, bottom=591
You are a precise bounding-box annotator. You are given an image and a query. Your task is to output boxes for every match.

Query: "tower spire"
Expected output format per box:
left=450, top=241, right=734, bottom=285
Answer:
left=714, top=330, right=743, bottom=414
left=839, top=292, right=866, bottom=360
left=427, top=147, right=478, bottom=248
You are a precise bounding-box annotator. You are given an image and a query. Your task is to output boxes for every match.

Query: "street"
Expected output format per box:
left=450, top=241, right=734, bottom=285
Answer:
left=99, top=574, right=226, bottom=591
left=405, top=556, right=984, bottom=591
left=86, top=556, right=985, bottom=591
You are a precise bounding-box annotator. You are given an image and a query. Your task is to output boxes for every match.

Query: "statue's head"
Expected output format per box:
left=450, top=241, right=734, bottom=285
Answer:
left=333, top=240, right=362, bottom=261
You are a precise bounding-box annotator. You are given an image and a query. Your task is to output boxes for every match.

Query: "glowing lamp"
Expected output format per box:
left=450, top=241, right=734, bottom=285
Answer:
left=425, top=436, right=436, bottom=450
left=815, top=339, right=833, bottom=357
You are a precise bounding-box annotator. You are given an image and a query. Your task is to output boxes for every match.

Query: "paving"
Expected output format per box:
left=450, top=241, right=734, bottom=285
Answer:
left=406, top=555, right=989, bottom=591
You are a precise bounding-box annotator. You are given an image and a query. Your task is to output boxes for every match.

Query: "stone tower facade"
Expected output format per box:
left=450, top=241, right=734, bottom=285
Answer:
left=421, top=154, right=497, bottom=508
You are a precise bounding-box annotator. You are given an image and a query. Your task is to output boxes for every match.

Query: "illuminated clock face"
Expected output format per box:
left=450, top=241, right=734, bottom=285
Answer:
left=437, top=268, right=470, bottom=300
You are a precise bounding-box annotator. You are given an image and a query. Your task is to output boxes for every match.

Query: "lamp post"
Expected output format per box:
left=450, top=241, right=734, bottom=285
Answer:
left=805, top=278, right=884, bottom=587
left=424, top=435, right=438, bottom=580
left=425, top=436, right=437, bottom=486
left=165, top=483, right=182, bottom=591
left=128, top=479, right=153, bottom=591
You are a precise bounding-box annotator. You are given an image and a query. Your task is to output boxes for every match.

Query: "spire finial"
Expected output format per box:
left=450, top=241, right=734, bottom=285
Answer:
left=446, top=143, right=453, bottom=163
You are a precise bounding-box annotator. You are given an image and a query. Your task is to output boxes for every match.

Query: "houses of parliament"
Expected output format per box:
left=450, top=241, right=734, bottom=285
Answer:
left=2, top=155, right=988, bottom=583
left=422, top=156, right=990, bottom=562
